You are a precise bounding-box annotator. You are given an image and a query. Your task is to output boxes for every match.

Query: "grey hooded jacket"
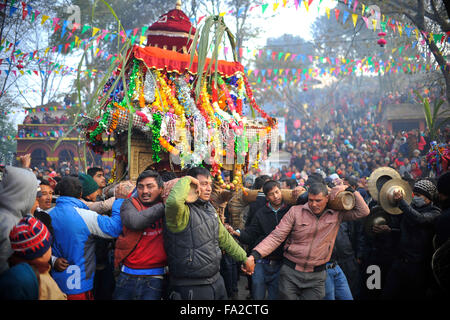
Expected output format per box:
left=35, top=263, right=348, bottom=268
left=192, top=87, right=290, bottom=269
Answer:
left=0, top=166, right=39, bottom=274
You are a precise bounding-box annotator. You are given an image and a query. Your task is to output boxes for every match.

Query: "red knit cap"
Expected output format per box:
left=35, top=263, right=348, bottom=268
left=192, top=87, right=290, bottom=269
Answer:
left=9, top=215, right=52, bottom=260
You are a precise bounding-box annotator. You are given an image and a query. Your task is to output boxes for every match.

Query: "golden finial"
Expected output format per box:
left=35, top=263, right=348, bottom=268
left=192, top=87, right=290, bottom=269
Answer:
left=176, top=0, right=181, bottom=10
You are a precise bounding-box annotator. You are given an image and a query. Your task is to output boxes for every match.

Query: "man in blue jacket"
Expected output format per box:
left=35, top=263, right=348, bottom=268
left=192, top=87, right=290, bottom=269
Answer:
left=49, top=176, right=122, bottom=300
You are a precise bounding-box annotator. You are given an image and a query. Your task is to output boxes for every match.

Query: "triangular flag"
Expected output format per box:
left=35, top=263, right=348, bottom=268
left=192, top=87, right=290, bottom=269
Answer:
left=54, top=23, right=61, bottom=33
left=343, top=11, right=349, bottom=24
left=61, top=20, right=69, bottom=39
left=41, top=15, right=49, bottom=25
left=21, top=2, right=28, bottom=20
left=92, top=27, right=100, bottom=37
left=352, top=14, right=358, bottom=27
left=325, top=7, right=330, bottom=19
left=81, top=25, right=91, bottom=34
left=362, top=16, right=369, bottom=28
left=273, top=3, right=279, bottom=11
left=9, top=6, right=18, bottom=17
left=372, top=18, right=377, bottom=31
left=304, top=0, right=309, bottom=12
left=262, top=3, right=269, bottom=14
left=334, top=9, right=340, bottom=21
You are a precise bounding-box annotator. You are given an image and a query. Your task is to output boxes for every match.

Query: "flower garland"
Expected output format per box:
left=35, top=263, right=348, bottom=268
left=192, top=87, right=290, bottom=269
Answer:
left=155, top=70, right=183, bottom=116
left=108, top=151, right=117, bottom=184
left=159, top=136, right=180, bottom=156
left=242, top=74, right=276, bottom=128
left=89, top=111, right=110, bottom=141
left=151, top=84, right=164, bottom=112
left=196, top=83, right=212, bottom=128
left=236, top=76, right=245, bottom=115
left=107, top=102, right=127, bottom=134
left=218, top=77, right=244, bottom=135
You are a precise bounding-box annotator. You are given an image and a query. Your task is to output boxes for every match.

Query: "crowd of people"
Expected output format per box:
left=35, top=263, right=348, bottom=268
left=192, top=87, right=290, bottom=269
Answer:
left=271, top=88, right=450, bottom=186
left=23, top=113, right=70, bottom=125
left=18, top=114, right=71, bottom=139
left=29, top=161, right=112, bottom=185
left=0, top=86, right=449, bottom=301
left=0, top=145, right=449, bottom=301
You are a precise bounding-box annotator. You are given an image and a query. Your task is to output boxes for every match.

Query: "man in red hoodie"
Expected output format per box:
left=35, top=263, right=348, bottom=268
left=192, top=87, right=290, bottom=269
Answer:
left=113, top=170, right=167, bottom=300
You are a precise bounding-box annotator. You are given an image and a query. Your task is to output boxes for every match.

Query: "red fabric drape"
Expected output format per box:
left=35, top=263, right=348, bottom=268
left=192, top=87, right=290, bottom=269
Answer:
left=132, top=45, right=244, bottom=76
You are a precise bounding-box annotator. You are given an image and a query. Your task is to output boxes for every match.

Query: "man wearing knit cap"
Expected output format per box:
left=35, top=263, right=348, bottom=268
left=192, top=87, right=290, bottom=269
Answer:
left=435, top=172, right=450, bottom=248
left=78, top=173, right=100, bottom=201
left=382, top=179, right=441, bottom=299
left=7, top=215, right=67, bottom=300
left=49, top=176, right=122, bottom=300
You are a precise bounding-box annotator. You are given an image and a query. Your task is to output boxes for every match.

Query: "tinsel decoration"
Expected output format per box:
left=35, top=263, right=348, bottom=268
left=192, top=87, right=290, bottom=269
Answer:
left=127, top=59, right=140, bottom=106
left=151, top=113, right=163, bottom=163
left=143, top=69, right=156, bottom=104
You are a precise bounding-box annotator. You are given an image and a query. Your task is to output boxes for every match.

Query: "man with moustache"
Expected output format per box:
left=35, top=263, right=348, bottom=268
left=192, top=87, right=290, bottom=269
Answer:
left=164, top=166, right=254, bottom=300
left=33, top=179, right=70, bottom=273
left=113, top=170, right=168, bottom=300
left=247, top=182, right=370, bottom=300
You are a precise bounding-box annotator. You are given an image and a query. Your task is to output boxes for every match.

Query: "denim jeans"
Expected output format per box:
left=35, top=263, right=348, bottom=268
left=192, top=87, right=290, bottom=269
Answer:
left=252, top=261, right=282, bottom=300
left=113, top=272, right=166, bottom=300
left=323, top=263, right=353, bottom=300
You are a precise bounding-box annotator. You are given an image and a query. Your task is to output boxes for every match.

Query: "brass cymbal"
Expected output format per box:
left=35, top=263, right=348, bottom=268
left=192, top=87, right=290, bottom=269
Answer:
left=378, top=178, right=413, bottom=215
left=364, top=205, right=390, bottom=238
left=367, top=167, right=401, bottom=201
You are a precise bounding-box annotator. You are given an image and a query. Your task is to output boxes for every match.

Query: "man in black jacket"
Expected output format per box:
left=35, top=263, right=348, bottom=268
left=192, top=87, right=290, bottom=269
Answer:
left=230, top=180, right=291, bottom=300
left=325, top=220, right=365, bottom=300
left=242, top=175, right=270, bottom=299
left=435, top=172, right=450, bottom=248
left=381, top=179, right=441, bottom=300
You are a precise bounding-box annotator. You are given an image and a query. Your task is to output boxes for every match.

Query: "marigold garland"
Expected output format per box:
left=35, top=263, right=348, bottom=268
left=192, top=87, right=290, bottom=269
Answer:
left=155, top=70, right=183, bottom=116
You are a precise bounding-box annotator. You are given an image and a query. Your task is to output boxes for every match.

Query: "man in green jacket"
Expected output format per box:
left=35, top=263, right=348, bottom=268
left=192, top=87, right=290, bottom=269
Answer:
left=164, top=166, right=254, bottom=300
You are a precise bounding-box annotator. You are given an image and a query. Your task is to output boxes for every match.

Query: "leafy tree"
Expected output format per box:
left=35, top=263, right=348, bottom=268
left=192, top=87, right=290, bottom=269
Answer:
left=0, top=0, right=69, bottom=106
left=369, top=0, right=450, bottom=102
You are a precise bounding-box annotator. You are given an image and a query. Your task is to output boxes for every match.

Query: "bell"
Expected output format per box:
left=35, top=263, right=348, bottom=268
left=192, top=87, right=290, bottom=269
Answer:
left=378, top=178, right=412, bottom=215
left=367, top=167, right=401, bottom=202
